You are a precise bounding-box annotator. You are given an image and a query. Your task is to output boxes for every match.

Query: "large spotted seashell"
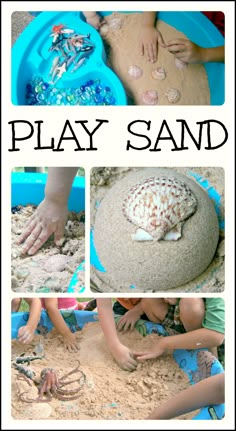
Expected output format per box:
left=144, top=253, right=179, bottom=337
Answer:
left=175, top=58, right=188, bottom=69
left=151, top=67, right=166, bottom=80
left=142, top=90, right=158, bottom=105
left=122, top=176, right=197, bottom=241
left=165, top=88, right=181, bottom=104
left=128, top=65, right=143, bottom=79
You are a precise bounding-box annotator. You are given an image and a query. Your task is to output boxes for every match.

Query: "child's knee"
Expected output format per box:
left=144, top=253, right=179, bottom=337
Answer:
left=179, top=298, right=205, bottom=330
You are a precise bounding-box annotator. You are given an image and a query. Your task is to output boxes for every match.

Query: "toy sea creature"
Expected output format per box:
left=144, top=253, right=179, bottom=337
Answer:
left=128, top=65, right=143, bottom=79
left=14, top=360, right=86, bottom=402
left=141, top=90, right=158, bottom=105
left=151, top=67, right=166, bottom=80
left=122, top=176, right=197, bottom=241
left=165, top=88, right=181, bottom=104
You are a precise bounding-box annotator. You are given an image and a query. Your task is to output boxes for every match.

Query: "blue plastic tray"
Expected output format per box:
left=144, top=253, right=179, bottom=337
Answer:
left=12, top=11, right=127, bottom=105
left=11, top=310, right=225, bottom=420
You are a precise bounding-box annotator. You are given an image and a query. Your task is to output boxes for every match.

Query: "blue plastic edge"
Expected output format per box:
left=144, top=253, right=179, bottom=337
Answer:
left=11, top=172, right=85, bottom=212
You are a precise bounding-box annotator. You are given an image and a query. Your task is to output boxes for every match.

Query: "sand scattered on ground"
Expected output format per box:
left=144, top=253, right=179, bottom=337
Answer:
left=102, top=12, right=210, bottom=105
left=11, top=322, right=198, bottom=420
left=11, top=206, right=85, bottom=293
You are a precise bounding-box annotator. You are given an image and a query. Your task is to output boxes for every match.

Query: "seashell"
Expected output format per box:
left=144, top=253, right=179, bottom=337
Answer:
left=99, top=23, right=109, bottom=36
left=44, top=254, right=68, bottom=272
left=128, top=65, right=143, bottom=79
left=175, top=58, right=188, bottom=69
left=109, top=17, right=122, bottom=30
left=165, top=88, right=181, bottom=104
left=122, top=176, right=197, bottom=241
left=151, top=67, right=166, bottom=80
left=142, top=90, right=158, bottom=105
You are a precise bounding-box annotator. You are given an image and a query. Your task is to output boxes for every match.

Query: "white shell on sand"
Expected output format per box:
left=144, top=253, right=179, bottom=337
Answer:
left=109, top=17, right=122, bottom=30
left=128, top=65, right=143, bottom=79
left=151, top=67, right=166, bottom=80
left=165, top=88, right=181, bottom=104
left=122, top=176, right=197, bottom=241
left=44, top=254, right=68, bottom=273
left=175, top=58, right=188, bottom=69
left=142, top=90, right=158, bottom=105
left=99, top=23, right=109, bottom=36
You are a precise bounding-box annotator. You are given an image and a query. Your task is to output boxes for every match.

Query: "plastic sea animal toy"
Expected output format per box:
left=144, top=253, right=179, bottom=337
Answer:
left=122, top=176, right=197, bottom=241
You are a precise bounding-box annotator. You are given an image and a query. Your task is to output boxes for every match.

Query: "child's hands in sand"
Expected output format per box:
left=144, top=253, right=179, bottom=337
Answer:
left=16, top=198, right=68, bottom=255
left=116, top=309, right=141, bottom=333
left=111, top=344, right=138, bottom=371
left=139, top=27, right=165, bottom=63
left=134, top=338, right=166, bottom=361
left=166, top=38, right=203, bottom=64
left=63, top=333, right=80, bottom=353
left=18, top=325, right=35, bottom=344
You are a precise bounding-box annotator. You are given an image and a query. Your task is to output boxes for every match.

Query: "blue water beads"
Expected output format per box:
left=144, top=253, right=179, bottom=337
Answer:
left=26, top=76, right=116, bottom=106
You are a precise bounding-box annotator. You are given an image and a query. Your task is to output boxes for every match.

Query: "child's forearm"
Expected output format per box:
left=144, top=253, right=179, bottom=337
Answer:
left=201, top=45, right=224, bottom=63
left=25, top=299, right=42, bottom=331
left=162, top=328, right=224, bottom=352
left=142, top=12, right=157, bottom=27
left=147, top=373, right=225, bottom=419
left=45, top=167, right=78, bottom=204
left=46, top=307, right=71, bottom=337
left=97, top=299, right=121, bottom=350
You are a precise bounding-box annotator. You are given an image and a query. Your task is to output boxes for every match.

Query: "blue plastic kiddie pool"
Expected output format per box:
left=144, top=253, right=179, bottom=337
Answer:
left=11, top=171, right=85, bottom=292
left=12, top=11, right=224, bottom=105
left=12, top=11, right=127, bottom=106
left=11, top=310, right=225, bottom=420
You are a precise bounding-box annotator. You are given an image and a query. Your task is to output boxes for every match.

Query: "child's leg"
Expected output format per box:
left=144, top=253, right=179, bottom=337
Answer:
left=179, top=298, right=205, bottom=331
left=141, top=298, right=169, bottom=323
left=11, top=298, right=21, bottom=312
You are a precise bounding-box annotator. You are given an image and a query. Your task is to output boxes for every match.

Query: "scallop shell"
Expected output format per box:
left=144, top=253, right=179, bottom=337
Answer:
left=151, top=67, right=166, bottom=80
left=142, top=90, right=158, bottom=105
left=165, top=88, right=181, bottom=104
left=175, top=58, right=188, bottom=69
left=122, top=176, right=197, bottom=241
left=128, top=65, right=143, bottom=79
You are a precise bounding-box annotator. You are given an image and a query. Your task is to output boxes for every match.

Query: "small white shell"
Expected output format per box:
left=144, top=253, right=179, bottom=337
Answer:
left=122, top=176, right=197, bottom=241
left=109, top=17, right=122, bottom=30
left=175, top=58, right=188, bottom=69
left=128, top=65, right=143, bottom=79
left=99, top=23, right=109, bottom=36
left=151, top=67, right=166, bottom=80
left=165, top=88, right=181, bottom=104
left=142, top=90, right=158, bottom=105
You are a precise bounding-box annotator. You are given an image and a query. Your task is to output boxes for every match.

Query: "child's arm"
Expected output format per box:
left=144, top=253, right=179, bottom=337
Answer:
left=44, top=298, right=79, bottom=352
left=116, top=301, right=144, bottom=333
left=17, top=298, right=41, bottom=344
left=82, top=11, right=104, bottom=29
left=166, top=39, right=224, bottom=63
left=139, top=12, right=165, bottom=63
left=134, top=327, right=224, bottom=360
left=146, top=373, right=225, bottom=419
left=17, top=167, right=78, bottom=255
left=97, top=299, right=138, bottom=371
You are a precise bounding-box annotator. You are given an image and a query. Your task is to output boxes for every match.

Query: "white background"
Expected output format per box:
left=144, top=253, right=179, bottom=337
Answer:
left=1, top=1, right=235, bottom=429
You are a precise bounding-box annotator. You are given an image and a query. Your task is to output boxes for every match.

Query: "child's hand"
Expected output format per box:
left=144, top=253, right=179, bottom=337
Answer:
left=18, top=325, right=35, bottom=344
left=63, top=333, right=80, bottom=353
left=116, top=309, right=141, bottom=333
left=134, top=338, right=167, bottom=361
left=139, top=27, right=165, bottom=63
left=83, top=12, right=105, bottom=30
left=16, top=198, right=68, bottom=255
left=166, top=38, right=203, bottom=64
left=111, top=344, right=138, bottom=371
